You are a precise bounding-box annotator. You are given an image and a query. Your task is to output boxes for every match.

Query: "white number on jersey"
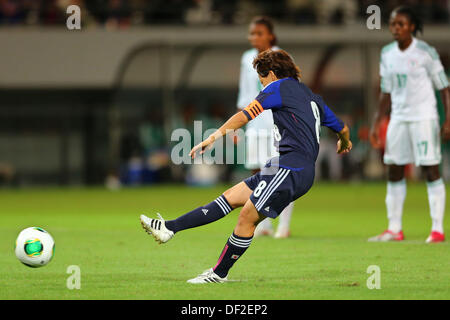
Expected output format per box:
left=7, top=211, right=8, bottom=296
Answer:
left=310, top=101, right=321, bottom=144
left=396, top=74, right=407, bottom=88
left=253, top=180, right=267, bottom=198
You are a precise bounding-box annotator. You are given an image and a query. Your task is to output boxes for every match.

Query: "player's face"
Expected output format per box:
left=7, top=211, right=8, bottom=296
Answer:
left=389, top=13, right=414, bottom=42
left=248, top=23, right=274, bottom=52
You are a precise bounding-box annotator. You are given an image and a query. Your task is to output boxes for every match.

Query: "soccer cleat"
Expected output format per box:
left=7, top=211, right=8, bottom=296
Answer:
left=187, top=268, right=227, bottom=284
left=368, top=230, right=404, bottom=242
left=274, top=226, right=290, bottom=239
left=426, top=231, right=445, bottom=243
left=140, top=213, right=174, bottom=244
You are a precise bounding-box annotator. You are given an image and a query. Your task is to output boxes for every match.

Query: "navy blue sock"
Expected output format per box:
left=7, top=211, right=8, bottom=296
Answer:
left=213, top=233, right=253, bottom=278
left=165, top=195, right=233, bottom=233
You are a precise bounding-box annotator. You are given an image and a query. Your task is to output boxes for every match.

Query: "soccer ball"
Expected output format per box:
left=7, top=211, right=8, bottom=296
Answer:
left=15, top=227, right=55, bottom=268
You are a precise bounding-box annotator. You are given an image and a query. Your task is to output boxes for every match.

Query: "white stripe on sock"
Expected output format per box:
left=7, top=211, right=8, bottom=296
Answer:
left=230, top=234, right=252, bottom=245
left=229, top=236, right=252, bottom=248
left=217, top=196, right=231, bottom=213
left=220, top=196, right=232, bottom=212
left=214, top=199, right=228, bottom=214
left=228, top=240, right=248, bottom=248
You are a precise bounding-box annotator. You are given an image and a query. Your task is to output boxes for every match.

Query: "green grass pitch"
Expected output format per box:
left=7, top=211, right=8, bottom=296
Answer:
left=0, top=182, right=449, bottom=300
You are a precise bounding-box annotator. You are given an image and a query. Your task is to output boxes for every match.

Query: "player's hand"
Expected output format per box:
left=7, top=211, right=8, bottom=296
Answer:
left=189, top=136, right=215, bottom=159
left=369, top=124, right=382, bottom=149
left=337, top=139, right=352, bottom=154
left=441, top=120, right=450, bottom=141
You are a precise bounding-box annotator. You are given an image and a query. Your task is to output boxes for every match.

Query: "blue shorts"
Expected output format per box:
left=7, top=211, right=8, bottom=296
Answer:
left=244, top=163, right=315, bottom=218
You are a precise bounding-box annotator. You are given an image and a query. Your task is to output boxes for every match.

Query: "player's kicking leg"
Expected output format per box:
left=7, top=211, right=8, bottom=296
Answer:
left=369, top=165, right=406, bottom=242
left=139, top=182, right=251, bottom=244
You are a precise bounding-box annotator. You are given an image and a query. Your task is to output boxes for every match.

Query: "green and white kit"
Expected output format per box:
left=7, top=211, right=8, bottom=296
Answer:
left=380, top=38, right=449, bottom=166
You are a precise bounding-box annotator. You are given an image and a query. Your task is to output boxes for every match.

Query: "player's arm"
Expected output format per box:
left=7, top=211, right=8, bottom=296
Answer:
left=370, top=92, right=391, bottom=148
left=320, top=104, right=352, bottom=154
left=440, top=87, right=450, bottom=140
left=190, top=91, right=272, bottom=158
left=425, top=47, right=450, bottom=140
left=189, top=111, right=248, bottom=159
left=370, top=51, right=392, bottom=148
left=190, top=83, right=279, bottom=158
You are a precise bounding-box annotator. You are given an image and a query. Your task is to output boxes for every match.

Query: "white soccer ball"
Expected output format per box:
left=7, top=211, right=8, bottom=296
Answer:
left=15, top=227, right=55, bottom=268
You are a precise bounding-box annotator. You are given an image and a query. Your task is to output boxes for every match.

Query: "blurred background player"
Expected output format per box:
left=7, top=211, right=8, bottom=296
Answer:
left=237, top=16, right=294, bottom=238
left=369, top=6, right=450, bottom=243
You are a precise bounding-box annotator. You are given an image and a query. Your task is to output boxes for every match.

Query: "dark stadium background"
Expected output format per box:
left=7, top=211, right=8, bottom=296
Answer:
left=0, top=0, right=449, bottom=187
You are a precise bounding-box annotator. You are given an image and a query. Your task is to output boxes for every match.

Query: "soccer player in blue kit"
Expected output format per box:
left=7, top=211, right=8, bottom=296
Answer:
left=140, top=50, right=352, bottom=283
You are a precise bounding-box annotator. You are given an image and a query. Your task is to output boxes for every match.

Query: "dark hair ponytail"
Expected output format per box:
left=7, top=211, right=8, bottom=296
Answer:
left=392, top=6, right=424, bottom=36
left=251, top=16, right=277, bottom=46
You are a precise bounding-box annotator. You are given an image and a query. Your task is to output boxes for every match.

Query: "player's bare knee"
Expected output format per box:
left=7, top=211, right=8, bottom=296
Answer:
left=222, top=184, right=250, bottom=209
left=221, top=191, right=235, bottom=208
left=423, top=166, right=440, bottom=182
left=388, top=165, right=405, bottom=182
left=222, top=190, right=244, bottom=209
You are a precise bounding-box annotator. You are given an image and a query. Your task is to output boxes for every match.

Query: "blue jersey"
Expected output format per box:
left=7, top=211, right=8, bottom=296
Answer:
left=242, top=77, right=344, bottom=169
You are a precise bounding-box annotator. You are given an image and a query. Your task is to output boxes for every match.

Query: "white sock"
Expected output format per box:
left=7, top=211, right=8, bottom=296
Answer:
left=426, top=178, right=446, bottom=234
left=386, top=179, right=407, bottom=233
left=278, top=202, right=294, bottom=229
left=257, top=217, right=273, bottom=230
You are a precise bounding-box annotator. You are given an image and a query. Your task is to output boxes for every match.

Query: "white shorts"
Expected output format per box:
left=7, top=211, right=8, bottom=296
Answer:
left=245, top=129, right=278, bottom=170
left=383, top=119, right=441, bottom=166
